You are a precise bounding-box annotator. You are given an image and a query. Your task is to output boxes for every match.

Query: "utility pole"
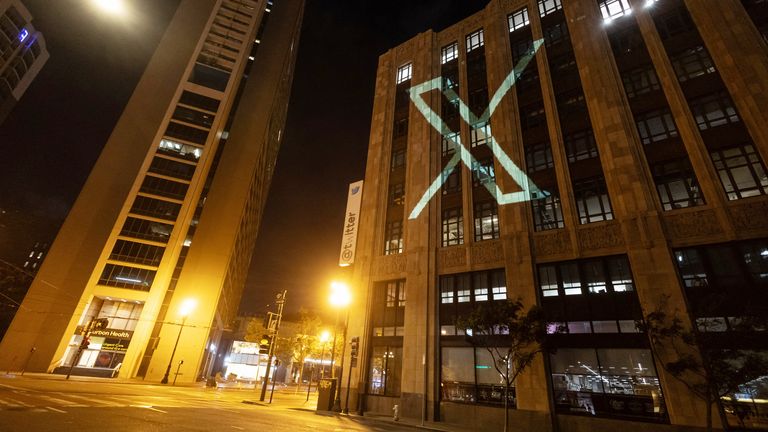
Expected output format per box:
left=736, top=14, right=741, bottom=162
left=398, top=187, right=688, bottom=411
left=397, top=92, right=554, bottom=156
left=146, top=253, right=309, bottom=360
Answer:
left=259, top=290, right=286, bottom=401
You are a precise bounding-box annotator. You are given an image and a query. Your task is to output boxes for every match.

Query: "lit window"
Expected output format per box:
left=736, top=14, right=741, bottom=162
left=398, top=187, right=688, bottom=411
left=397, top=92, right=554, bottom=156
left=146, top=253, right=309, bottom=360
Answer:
left=538, top=0, right=562, bottom=17
left=651, top=158, right=704, bottom=210
left=532, top=192, right=565, bottom=231
left=466, top=29, right=484, bottom=52
left=473, top=201, right=500, bottom=241
left=441, top=42, right=458, bottom=64
left=508, top=8, right=530, bottom=32
left=441, top=132, right=459, bottom=156
left=635, top=108, right=678, bottom=145
left=599, top=0, right=632, bottom=21
left=384, top=221, right=404, bottom=255
left=539, top=265, right=559, bottom=297
left=470, top=122, right=491, bottom=148
left=441, top=208, right=464, bottom=247
left=573, top=177, right=614, bottom=224
left=671, top=45, right=716, bottom=82
left=472, top=158, right=495, bottom=187
left=710, top=143, right=768, bottom=200
left=396, top=63, right=412, bottom=84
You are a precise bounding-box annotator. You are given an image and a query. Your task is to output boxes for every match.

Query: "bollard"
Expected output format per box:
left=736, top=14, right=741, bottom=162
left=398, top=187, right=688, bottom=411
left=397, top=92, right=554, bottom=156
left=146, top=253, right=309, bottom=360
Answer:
left=393, top=404, right=399, bottom=421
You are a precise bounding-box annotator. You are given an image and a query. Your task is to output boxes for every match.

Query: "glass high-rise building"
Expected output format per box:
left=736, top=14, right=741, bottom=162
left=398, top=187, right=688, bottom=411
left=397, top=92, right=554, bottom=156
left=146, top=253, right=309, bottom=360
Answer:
left=0, top=0, right=304, bottom=383
left=344, top=0, right=768, bottom=430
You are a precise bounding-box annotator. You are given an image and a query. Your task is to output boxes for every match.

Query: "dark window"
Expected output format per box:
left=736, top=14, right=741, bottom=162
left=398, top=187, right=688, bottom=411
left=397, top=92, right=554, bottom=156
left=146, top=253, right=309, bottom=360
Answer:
left=472, top=158, right=495, bottom=187
left=635, top=109, right=678, bottom=145
left=525, top=141, right=555, bottom=172
left=393, top=118, right=408, bottom=138
left=389, top=183, right=405, bottom=206
left=109, top=240, right=165, bottom=267
left=384, top=221, right=403, bottom=255
left=653, top=4, right=696, bottom=40
left=164, top=121, right=209, bottom=145
left=474, top=201, right=500, bottom=241
left=120, top=217, right=173, bottom=243
left=543, top=21, right=569, bottom=47
left=442, top=208, right=464, bottom=247
left=671, top=45, right=716, bottom=82
left=565, top=130, right=599, bottom=163
left=179, top=91, right=220, bottom=112
left=172, top=106, right=215, bottom=128
left=442, top=169, right=461, bottom=195
left=371, top=279, right=406, bottom=336
left=149, top=157, right=196, bottom=181
left=391, top=148, right=406, bottom=171
left=573, top=177, right=613, bottom=224
left=129, top=196, right=181, bottom=221
left=532, top=193, right=565, bottom=231
left=689, top=91, right=740, bottom=130
left=650, top=158, right=704, bottom=210
left=710, top=143, right=768, bottom=200
left=139, top=175, right=189, bottom=200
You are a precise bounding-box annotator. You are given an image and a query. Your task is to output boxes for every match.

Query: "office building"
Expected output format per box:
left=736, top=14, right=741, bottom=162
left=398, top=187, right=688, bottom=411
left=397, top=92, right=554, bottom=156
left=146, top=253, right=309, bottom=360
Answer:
left=345, top=0, right=768, bottom=430
left=0, top=0, right=48, bottom=124
left=0, top=0, right=304, bottom=383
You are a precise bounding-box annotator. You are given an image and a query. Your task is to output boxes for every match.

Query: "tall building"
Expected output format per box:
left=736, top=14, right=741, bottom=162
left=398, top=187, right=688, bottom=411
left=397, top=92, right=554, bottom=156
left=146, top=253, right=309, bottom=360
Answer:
left=345, top=0, right=768, bottom=430
left=0, top=0, right=48, bottom=124
left=0, top=0, right=304, bottom=383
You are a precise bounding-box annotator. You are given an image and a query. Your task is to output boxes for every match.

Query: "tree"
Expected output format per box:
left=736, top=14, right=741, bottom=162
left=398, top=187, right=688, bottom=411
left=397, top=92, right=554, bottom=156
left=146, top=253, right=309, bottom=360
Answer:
left=456, top=298, right=551, bottom=432
left=290, top=309, right=322, bottom=387
left=641, top=297, right=768, bottom=432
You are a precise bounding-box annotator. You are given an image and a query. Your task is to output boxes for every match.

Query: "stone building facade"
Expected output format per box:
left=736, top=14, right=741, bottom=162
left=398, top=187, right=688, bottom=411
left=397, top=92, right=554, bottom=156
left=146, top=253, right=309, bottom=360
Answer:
left=343, top=0, right=768, bottom=430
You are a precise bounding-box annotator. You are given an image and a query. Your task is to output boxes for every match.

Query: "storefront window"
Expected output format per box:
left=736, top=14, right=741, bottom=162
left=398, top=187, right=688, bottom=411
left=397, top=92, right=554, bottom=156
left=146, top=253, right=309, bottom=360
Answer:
left=551, top=348, right=666, bottom=421
left=441, top=347, right=516, bottom=406
left=369, top=346, right=402, bottom=397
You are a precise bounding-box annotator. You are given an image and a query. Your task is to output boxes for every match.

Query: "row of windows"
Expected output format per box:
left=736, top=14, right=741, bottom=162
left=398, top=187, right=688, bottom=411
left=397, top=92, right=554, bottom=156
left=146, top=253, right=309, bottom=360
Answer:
left=98, top=264, right=156, bottom=291
left=538, top=256, right=634, bottom=297
left=109, top=239, right=165, bottom=267
left=120, top=217, right=173, bottom=243
left=440, top=269, right=507, bottom=305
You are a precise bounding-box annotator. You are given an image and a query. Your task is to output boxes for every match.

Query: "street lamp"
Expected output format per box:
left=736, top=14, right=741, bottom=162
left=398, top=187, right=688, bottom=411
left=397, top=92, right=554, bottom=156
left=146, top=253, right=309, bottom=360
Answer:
left=329, top=281, right=351, bottom=412
left=161, top=298, right=196, bottom=384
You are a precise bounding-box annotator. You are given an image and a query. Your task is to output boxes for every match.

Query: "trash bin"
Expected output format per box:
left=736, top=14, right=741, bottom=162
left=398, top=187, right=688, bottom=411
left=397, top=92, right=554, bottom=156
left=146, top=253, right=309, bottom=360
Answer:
left=317, top=378, right=337, bottom=411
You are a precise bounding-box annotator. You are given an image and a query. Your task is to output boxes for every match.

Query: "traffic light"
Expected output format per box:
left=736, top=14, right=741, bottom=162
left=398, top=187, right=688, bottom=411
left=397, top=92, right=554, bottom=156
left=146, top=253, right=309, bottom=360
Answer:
left=350, top=337, right=359, bottom=366
left=259, top=334, right=271, bottom=354
left=80, top=337, right=90, bottom=350
left=93, top=318, right=109, bottom=330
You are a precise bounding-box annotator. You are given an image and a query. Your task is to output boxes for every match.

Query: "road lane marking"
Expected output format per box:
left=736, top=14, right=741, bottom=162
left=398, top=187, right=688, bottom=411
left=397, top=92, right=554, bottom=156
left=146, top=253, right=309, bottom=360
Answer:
left=38, top=395, right=86, bottom=406
left=130, top=405, right=167, bottom=413
left=46, top=406, right=67, bottom=413
left=6, top=398, right=32, bottom=407
left=231, top=427, right=244, bottom=430
left=55, top=392, right=123, bottom=406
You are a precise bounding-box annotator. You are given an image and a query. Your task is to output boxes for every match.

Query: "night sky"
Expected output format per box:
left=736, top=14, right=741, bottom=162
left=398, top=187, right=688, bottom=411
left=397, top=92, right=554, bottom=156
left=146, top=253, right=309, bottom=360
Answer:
left=0, top=0, right=489, bottom=319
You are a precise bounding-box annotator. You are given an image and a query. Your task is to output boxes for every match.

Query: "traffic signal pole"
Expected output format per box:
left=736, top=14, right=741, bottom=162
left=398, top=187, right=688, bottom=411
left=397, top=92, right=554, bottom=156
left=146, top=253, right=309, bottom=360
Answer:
left=343, top=337, right=358, bottom=413
left=259, top=291, right=286, bottom=401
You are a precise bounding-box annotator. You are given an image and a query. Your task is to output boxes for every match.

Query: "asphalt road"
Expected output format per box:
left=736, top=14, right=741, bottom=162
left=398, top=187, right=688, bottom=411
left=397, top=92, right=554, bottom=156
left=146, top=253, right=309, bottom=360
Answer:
left=0, top=375, right=418, bottom=432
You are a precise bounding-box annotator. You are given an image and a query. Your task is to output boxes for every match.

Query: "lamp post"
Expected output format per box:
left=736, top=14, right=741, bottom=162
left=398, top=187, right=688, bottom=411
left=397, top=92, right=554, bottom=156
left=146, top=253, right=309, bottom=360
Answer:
left=161, top=299, right=196, bottom=384
left=329, top=281, right=351, bottom=412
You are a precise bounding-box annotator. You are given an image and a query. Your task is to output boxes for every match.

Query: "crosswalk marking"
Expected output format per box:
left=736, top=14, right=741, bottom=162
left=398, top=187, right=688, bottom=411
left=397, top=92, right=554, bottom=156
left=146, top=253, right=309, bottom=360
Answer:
left=54, top=392, right=123, bottom=407
left=37, top=395, right=86, bottom=407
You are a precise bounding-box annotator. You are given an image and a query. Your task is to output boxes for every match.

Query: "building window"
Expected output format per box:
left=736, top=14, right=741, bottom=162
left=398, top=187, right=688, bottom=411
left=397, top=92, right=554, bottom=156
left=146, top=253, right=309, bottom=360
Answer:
left=393, top=118, right=408, bottom=137
left=651, top=159, right=704, bottom=210
left=391, top=147, right=406, bottom=171
left=158, top=139, right=202, bottom=162
left=384, top=221, right=404, bottom=255
left=532, top=193, right=565, bottom=231
left=525, top=141, right=555, bottom=172
left=710, top=143, right=768, bottom=200
left=565, top=130, right=599, bottom=163
left=598, top=0, right=632, bottom=21
left=543, top=21, right=569, bottom=47
left=573, top=177, right=614, bottom=224
left=442, top=208, right=464, bottom=247
left=396, top=62, right=412, bottom=84
left=550, top=348, right=665, bottom=420
left=369, top=346, right=402, bottom=396
left=474, top=201, right=500, bottom=241
left=441, top=347, right=517, bottom=406
left=109, top=239, right=165, bottom=267
left=372, top=280, right=405, bottom=336
left=622, top=66, right=660, bottom=99
left=442, top=132, right=459, bottom=157
left=653, top=4, right=696, bottom=40
left=508, top=8, right=530, bottom=33
left=129, top=195, right=181, bottom=222
left=98, top=264, right=156, bottom=291
left=442, top=169, right=461, bottom=195
left=538, top=0, right=563, bottom=17
left=139, top=175, right=189, bottom=200
left=470, top=122, right=491, bottom=148
left=441, top=42, right=458, bottom=64
left=472, top=158, right=495, bottom=187
left=440, top=269, right=506, bottom=307
left=537, top=255, right=635, bottom=298
left=512, top=38, right=535, bottom=64
left=466, top=29, right=484, bottom=52
left=689, top=92, right=740, bottom=130
left=520, top=102, right=546, bottom=130
left=671, top=45, right=716, bottom=82
left=389, top=183, right=405, bottom=206
left=120, top=217, right=173, bottom=243
left=635, top=108, right=678, bottom=145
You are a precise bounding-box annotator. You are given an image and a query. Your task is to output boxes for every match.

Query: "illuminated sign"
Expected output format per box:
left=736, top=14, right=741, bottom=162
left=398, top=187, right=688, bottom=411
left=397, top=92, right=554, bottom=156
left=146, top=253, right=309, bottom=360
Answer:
left=339, top=180, right=364, bottom=266
left=407, top=39, right=547, bottom=219
left=18, top=28, right=29, bottom=42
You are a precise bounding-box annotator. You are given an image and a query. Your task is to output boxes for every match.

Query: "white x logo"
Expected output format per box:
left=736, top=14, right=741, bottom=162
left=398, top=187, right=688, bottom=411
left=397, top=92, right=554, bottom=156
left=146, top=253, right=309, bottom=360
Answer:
left=407, top=39, right=548, bottom=220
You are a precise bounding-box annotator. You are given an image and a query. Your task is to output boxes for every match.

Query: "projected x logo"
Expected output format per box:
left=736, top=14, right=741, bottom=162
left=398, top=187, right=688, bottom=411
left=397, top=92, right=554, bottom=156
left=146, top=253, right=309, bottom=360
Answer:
left=407, top=39, right=547, bottom=220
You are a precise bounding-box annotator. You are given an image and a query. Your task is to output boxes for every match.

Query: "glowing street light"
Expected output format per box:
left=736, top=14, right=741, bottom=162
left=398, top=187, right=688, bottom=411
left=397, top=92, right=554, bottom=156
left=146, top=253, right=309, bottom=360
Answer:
left=91, top=0, right=127, bottom=16
left=161, top=298, right=196, bottom=384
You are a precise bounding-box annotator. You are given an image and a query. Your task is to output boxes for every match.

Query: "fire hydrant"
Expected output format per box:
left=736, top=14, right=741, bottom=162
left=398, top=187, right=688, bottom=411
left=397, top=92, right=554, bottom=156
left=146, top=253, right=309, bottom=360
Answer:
left=392, top=404, right=400, bottom=421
